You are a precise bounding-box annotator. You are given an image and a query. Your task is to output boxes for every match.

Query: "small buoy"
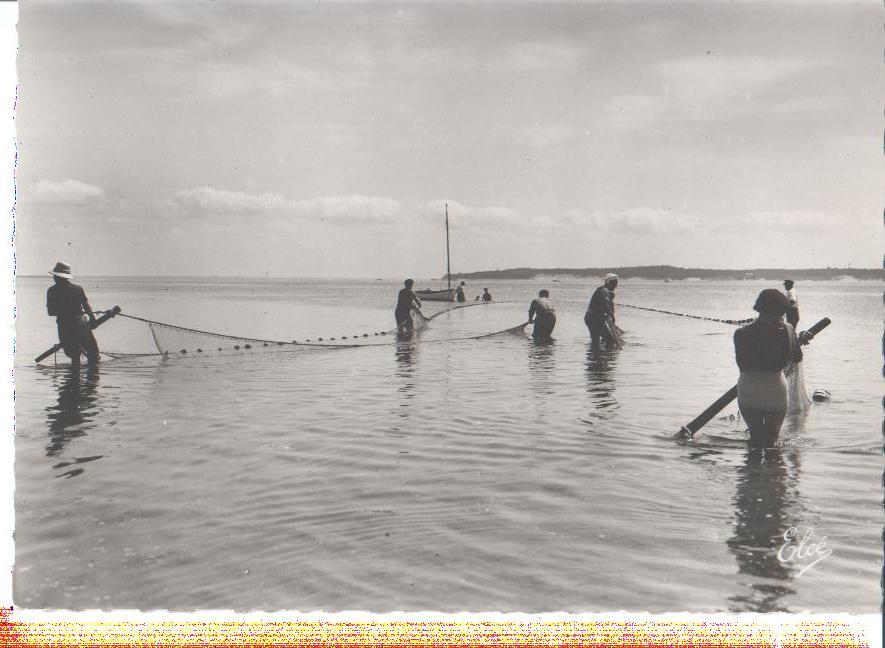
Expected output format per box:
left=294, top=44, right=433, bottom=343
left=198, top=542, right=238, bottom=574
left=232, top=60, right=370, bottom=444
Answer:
left=363, top=334, right=368, bottom=337
left=381, top=332, right=387, bottom=336
left=342, top=336, right=348, bottom=340
left=244, top=344, right=251, bottom=349
left=234, top=345, right=240, bottom=350
left=812, top=389, right=831, bottom=402
left=218, top=347, right=223, bottom=351
left=331, top=337, right=336, bottom=340
left=263, top=343, right=268, bottom=347
left=197, top=348, right=203, bottom=353
left=180, top=349, right=187, bottom=354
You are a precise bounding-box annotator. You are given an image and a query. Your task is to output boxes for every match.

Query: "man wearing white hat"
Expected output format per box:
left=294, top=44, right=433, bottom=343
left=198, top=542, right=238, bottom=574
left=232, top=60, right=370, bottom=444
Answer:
left=584, top=273, right=619, bottom=348
left=46, top=261, right=100, bottom=365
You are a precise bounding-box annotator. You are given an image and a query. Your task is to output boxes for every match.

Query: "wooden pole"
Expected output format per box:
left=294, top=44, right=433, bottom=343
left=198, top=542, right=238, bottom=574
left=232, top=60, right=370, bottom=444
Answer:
left=677, top=317, right=831, bottom=439
left=445, top=203, right=451, bottom=291
left=35, top=306, right=122, bottom=363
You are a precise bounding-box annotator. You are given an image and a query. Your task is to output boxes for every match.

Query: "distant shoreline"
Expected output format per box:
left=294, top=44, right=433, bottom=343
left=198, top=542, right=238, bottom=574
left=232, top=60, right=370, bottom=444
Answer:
left=449, top=265, right=882, bottom=281
left=14, top=265, right=882, bottom=282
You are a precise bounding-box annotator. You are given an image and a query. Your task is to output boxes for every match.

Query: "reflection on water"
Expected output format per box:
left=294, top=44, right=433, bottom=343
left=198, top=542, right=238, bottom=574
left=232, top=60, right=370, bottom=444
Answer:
left=727, top=446, right=801, bottom=612
left=527, top=338, right=556, bottom=397
left=391, top=339, right=418, bottom=436
left=584, top=345, right=620, bottom=421
left=44, top=366, right=104, bottom=476
left=12, top=278, right=882, bottom=611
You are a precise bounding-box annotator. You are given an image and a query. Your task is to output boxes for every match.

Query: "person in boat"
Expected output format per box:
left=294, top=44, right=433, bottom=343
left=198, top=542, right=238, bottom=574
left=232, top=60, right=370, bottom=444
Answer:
left=527, top=289, right=556, bottom=340
left=481, top=288, right=492, bottom=302
left=455, top=281, right=467, bottom=303
left=46, top=261, right=100, bottom=365
left=584, top=273, right=619, bottom=348
left=395, top=278, right=423, bottom=332
left=783, top=279, right=799, bottom=327
left=734, top=289, right=814, bottom=446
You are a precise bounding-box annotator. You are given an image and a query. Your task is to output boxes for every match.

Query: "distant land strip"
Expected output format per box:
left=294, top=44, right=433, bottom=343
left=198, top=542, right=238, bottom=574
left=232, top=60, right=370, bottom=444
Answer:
left=449, top=265, right=882, bottom=281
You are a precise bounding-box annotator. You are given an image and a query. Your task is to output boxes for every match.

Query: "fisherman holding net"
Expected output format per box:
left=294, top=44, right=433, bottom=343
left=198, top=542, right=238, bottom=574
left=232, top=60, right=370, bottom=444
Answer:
left=585, top=273, right=621, bottom=349
left=734, top=289, right=815, bottom=446
left=46, top=261, right=101, bottom=366
left=527, top=289, right=556, bottom=340
left=395, top=279, right=423, bottom=333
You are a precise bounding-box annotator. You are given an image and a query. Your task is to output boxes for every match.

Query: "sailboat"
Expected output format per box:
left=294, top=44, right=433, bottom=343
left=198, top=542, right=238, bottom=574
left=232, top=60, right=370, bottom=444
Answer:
left=416, top=203, right=457, bottom=302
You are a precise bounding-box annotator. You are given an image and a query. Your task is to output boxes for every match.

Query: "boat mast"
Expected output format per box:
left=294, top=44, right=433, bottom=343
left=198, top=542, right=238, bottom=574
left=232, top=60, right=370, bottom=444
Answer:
left=445, top=203, right=452, bottom=290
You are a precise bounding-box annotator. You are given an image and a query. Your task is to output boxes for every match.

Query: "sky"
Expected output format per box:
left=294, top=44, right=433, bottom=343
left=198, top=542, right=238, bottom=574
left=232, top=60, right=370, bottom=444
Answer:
left=12, top=0, right=883, bottom=278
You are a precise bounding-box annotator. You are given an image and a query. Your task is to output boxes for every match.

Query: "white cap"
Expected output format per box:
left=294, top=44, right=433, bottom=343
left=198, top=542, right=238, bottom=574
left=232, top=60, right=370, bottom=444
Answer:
left=604, top=273, right=619, bottom=281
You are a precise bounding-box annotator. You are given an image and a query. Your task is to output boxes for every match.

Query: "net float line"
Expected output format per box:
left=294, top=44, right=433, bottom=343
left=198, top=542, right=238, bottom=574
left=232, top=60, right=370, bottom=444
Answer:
left=615, top=302, right=754, bottom=326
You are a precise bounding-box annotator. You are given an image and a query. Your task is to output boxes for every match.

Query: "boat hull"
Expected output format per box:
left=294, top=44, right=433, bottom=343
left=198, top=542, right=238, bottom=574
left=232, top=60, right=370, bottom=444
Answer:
left=416, top=288, right=456, bottom=302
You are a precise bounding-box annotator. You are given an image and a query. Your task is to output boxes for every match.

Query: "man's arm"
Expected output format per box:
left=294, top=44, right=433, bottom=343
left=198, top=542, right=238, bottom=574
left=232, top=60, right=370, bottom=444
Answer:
left=46, top=288, right=56, bottom=316
left=79, top=286, right=96, bottom=322
left=528, top=300, right=537, bottom=322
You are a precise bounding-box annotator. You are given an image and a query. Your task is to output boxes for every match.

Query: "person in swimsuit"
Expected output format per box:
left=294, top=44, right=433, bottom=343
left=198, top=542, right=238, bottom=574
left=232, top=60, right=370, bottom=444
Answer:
left=46, top=261, right=100, bottom=365
left=734, top=288, right=810, bottom=446
left=527, top=289, right=556, bottom=340
left=395, top=279, right=422, bottom=333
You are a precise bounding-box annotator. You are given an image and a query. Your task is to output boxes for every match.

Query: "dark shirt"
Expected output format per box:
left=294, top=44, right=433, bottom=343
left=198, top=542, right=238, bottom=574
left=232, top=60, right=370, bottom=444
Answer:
left=395, top=288, right=420, bottom=314
left=456, top=286, right=466, bottom=302
left=481, top=292, right=492, bottom=302
left=47, top=281, right=93, bottom=319
left=587, top=285, right=614, bottom=320
left=734, top=319, right=800, bottom=373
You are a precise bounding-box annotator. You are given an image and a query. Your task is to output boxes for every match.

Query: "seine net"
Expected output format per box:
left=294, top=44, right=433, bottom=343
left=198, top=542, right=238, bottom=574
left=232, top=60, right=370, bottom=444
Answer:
left=142, top=309, right=425, bottom=357
left=785, top=361, right=812, bottom=412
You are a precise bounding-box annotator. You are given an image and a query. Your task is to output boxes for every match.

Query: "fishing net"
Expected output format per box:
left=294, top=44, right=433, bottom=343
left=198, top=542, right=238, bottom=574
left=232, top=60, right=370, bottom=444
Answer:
left=784, top=361, right=812, bottom=412
left=126, top=308, right=426, bottom=357
left=84, top=305, right=525, bottom=362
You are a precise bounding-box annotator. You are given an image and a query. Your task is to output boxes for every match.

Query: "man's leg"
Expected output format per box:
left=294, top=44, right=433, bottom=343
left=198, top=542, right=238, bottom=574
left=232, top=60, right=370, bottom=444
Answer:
left=80, top=321, right=100, bottom=364
left=58, top=319, right=81, bottom=365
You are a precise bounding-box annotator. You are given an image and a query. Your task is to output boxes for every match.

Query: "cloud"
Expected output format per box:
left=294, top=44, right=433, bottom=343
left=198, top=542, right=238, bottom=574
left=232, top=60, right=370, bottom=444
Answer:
left=606, top=55, right=817, bottom=130
left=166, top=186, right=287, bottom=218
left=505, top=41, right=589, bottom=72
left=291, top=195, right=402, bottom=225
left=28, top=179, right=105, bottom=206
left=566, top=207, right=696, bottom=234
left=164, top=187, right=402, bottom=226
left=417, top=200, right=522, bottom=229
left=737, top=210, right=849, bottom=230
left=519, top=124, right=577, bottom=149
left=656, top=55, right=812, bottom=96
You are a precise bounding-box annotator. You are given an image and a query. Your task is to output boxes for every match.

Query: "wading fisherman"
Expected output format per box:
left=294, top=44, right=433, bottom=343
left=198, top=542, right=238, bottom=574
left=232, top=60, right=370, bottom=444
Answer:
left=395, top=279, right=422, bottom=333
left=481, top=288, right=492, bottom=302
left=783, top=279, right=799, bottom=327
left=585, top=273, right=619, bottom=348
left=527, top=289, right=556, bottom=340
left=46, top=261, right=100, bottom=365
left=456, top=281, right=467, bottom=303
left=734, top=289, right=814, bottom=446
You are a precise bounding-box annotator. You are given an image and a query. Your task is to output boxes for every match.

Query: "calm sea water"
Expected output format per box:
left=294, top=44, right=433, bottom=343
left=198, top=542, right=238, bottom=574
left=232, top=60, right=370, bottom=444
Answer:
left=12, top=276, right=882, bottom=612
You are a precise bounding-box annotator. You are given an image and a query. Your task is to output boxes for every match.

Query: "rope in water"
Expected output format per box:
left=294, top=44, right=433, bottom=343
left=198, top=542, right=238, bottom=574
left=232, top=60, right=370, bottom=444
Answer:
left=615, top=302, right=753, bottom=325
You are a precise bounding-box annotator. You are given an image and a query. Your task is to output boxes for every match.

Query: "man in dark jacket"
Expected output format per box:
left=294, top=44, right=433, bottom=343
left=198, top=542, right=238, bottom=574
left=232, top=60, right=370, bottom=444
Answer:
left=584, top=273, right=619, bottom=348
left=395, top=278, right=423, bottom=333
left=46, top=261, right=100, bottom=365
